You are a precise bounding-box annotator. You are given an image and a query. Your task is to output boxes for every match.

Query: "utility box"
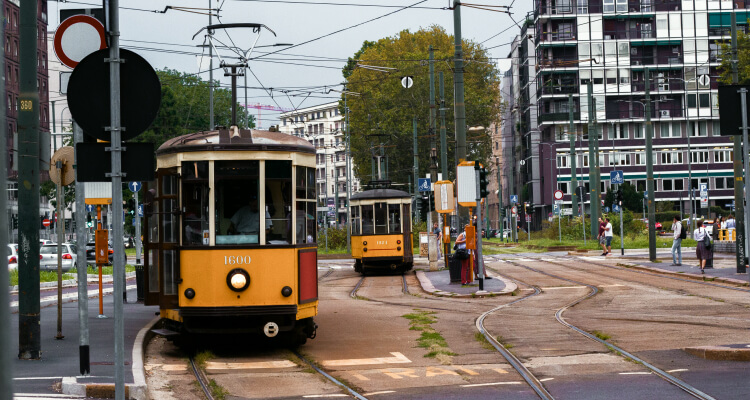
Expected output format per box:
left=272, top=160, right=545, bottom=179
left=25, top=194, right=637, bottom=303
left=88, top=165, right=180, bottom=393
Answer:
left=419, top=232, right=429, bottom=256
left=95, top=229, right=109, bottom=265
left=427, top=233, right=438, bottom=271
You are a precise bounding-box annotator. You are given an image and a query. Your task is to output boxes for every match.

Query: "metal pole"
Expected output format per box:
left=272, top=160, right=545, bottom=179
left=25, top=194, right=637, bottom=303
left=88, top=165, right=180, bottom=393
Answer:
left=18, top=0, right=41, bottom=360
left=587, top=81, right=598, bottom=238
left=740, top=87, right=750, bottom=281
left=687, top=114, right=694, bottom=237
left=453, top=2, right=466, bottom=162
left=440, top=72, right=449, bottom=258
left=413, top=117, right=420, bottom=221
left=56, top=168, right=64, bottom=340
left=569, top=94, right=578, bottom=217
left=645, top=67, right=657, bottom=261
left=619, top=191, right=624, bottom=255
left=73, top=122, right=90, bottom=375
left=731, top=13, right=748, bottom=274
left=345, top=91, right=351, bottom=253
left=0, top=2, right=11, bottom=391
left=209, top=0, right=214, bottom=129
left=135, top=191, right=141, bottom=265
left=107, top=2, right=126, bottom=398
left=475, top=168, right=484, bottom=291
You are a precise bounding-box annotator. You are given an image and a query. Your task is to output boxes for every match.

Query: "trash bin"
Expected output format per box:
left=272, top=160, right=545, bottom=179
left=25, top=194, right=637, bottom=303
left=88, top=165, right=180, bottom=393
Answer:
left=705, top=248, right=714, bottom=269
left=448, top=254, right=462, bottom=283
left=135, top=265, right=145, bottom=302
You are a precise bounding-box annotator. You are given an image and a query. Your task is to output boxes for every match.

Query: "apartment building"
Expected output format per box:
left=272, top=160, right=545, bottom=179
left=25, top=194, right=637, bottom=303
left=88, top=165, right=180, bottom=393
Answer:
left=507, top=0, right=738, bottom=227
left=278, top=102, right=361, bottom=225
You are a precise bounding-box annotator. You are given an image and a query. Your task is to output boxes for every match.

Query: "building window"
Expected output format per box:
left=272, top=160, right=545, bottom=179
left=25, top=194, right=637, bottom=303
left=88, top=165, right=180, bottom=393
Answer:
left=660, top=150, right=683, bottom=165
left=609, top=152, right=630, bottom=166
left=714, top=149, right=733, bottom=163
left=690, top=150, right=709, bottom=164
left=557, top=182, right=570, bottom=194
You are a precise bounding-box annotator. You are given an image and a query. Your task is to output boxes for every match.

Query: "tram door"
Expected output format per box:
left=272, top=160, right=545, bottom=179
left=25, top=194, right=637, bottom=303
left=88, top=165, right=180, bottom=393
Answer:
left=143, top=168, right=180, bottom=309
left=402, top=203, right=412, bottom=260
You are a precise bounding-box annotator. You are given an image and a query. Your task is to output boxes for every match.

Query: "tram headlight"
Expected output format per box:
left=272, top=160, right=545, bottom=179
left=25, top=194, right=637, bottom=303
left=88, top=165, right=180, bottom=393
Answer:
left=363, top=241, right=367, bottom=246
left=184, top=288, right=196, bottom=299
left=226, top=268, right=250, bottom=292
left=281, top=286, right=293, bottom=297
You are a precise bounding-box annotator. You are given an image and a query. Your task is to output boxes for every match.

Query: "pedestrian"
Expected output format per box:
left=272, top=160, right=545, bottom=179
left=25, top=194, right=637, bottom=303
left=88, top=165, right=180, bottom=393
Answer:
left=455, top=229, right=471, bottom=285
left=604, top=217, right=613, bottom=255
left=597, top=217, right=607, bottom=256
left=694, top=220, right=709, bottom=273
left=671, top=215, right=683, bottom=266
left=726, top=214, right=736, bottom=239
left=432, top=222, right=442, bottom=260
left=472, top=218, right=491, bottom=280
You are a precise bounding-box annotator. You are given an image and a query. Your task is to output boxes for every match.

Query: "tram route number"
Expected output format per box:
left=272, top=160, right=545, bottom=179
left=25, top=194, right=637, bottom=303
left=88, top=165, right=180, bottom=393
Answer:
left=225, top=255, right=252, bottom=265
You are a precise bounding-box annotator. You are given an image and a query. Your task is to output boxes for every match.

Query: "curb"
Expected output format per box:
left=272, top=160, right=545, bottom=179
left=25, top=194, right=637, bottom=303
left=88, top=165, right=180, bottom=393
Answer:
left=10, top=271, right=137, bottom=294
left=683, top=345, right=750, bottom=361
left=415, top=270, right=517, bottom=298
left=616, top=262, right=750, bottom=286
left=62, top=316, right=161, bottom=400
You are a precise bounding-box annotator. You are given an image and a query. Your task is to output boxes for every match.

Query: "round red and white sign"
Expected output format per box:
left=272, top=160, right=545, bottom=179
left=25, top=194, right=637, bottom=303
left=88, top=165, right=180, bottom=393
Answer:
left=511, top=206, right=517, bottom=215
left=553, top=190, right=564, bottom=201
left=42, top=219, right=51, bottom=227
left=53, top=15, right=107, bottom=69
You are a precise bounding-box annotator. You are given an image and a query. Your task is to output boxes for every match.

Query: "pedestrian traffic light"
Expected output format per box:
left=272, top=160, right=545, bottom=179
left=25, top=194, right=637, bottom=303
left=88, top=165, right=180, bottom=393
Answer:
left=478, top=167, right=489, bottom=198
left=86, top=214, right=93, bottom=228
left=429, top=192, right=435, bottom=211
left=616, top=189, right=623, bottom=203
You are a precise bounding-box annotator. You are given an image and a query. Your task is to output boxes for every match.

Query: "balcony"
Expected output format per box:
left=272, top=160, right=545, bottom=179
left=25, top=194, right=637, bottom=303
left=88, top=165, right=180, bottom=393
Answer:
left=539, top=112, right=579, bottom=123
left=539, top=84, right=578, bottom=95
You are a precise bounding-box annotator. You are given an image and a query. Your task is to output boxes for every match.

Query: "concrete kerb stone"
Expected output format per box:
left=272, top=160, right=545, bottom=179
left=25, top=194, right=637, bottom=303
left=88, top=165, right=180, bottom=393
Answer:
left=615, top=262, right=749, bottom=286
left=9, top=271, right=137, bottom=294
left=415, top=270, right=517, bottom=298
left=683, top=345, right=750, bottom=361
left=62, top=316, right=161, bottom=400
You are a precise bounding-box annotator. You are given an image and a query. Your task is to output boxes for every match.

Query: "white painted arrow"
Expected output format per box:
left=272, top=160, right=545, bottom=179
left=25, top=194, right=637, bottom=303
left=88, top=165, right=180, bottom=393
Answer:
left=321, top=352, right=411, bottom=367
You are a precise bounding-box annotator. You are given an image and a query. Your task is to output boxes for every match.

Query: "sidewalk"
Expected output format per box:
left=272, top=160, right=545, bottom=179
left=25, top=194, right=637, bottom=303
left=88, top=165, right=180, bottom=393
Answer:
left=412, top=255, right=517, bottom=297
left=9, top=277, right=158, bottom=400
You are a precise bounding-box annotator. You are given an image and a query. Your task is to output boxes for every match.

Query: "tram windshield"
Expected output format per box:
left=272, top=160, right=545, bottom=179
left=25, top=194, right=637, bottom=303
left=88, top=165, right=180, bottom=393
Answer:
left=182, top=161, right=209, bottom=246
left=215, top=161, right=261, bottom=244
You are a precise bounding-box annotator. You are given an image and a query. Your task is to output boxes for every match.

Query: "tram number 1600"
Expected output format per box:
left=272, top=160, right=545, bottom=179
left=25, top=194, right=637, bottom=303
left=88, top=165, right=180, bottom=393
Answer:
left=225, top=255, right=252, bottom=265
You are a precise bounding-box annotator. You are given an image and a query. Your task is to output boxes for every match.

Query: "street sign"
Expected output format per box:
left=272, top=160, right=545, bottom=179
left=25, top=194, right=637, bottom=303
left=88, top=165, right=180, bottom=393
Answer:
left=561, top=208, right=572, bottom=216
left=418, top=178, right=432, bottom=192
left=510, top=195, right=518, bottom=204
left=553, top=190, right=564, bottom=201
left=610, top=170, right=624, bottom=185
left=555, top=199, right=563, bottom=205
left=457, top=163, right=478, bottom=205
left=138, top=204, right=144, bottom=218
left=86, top=204, right=94, bottom=213
left=643, top=191, right=648, bottom=199
left=698, top=74, right=710, bottom=87
left=53, top=15, right=107, bottom=69
left=525, top=215, right=531, bottom=223
left=511, top=206, right=517, bottom=215
left=553, top=204, right=560, bottom=215
left=604, top=206, right=610, bottom=213
left=43, top=219, right=51, bottom=227
left=718, top=85, right=750, bottom=136
left=613, top=204, right=620, bottom=213
left=601, top=199, right=605, bottom=206
left=129, top=181, right=142, bottom=192
left=401, top=76, right=414, bottom=89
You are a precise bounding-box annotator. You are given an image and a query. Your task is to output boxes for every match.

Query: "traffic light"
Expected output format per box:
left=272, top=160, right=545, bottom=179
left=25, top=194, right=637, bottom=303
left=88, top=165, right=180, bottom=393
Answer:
left=616, top=189, right=623, bottom=203
left=86, top=213, right=93, bottom=228
left=478, top=167, right=489, bottom=198
left=428, top=192, right=435, bottom=211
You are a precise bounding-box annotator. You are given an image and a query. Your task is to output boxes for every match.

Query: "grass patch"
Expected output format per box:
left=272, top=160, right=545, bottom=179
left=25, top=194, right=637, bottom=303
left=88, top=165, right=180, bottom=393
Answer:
left=474, top=332, right=495, bottom=351
left=208, top=379, right=228, bottom=400
left=402, top=310, right=455, bottom=363
left=591, top=330, right=612, bottom=341
left=192, top=351, right=215, bottom=369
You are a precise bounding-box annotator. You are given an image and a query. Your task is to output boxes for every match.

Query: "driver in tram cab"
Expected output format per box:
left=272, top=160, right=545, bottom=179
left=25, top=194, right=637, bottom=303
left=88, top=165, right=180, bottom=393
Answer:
left=228, top=195, right=272, bottom=235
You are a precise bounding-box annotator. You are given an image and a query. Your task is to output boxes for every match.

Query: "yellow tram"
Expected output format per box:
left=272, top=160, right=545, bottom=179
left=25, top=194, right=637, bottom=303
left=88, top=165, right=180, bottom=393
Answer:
left=143, top=127, right=318, bottom=345
left=350, top=188, right=413, bottom=274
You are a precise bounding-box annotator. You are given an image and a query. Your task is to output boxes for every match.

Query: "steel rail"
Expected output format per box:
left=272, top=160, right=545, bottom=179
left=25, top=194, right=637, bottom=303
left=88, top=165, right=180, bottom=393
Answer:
left=292, top=350, right=368, bottom=400
left=350, top=276, right=366, bottom=298
left=475, top=267, right=554, bottom=400
left=189, top=356, right=214, bottom=400
left=402, top=273, right=409, bottom=294
left=514, top=258, right=716, bottom=400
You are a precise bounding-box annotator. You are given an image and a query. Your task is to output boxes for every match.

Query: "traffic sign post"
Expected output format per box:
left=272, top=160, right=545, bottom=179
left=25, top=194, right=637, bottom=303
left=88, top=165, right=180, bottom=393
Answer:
left=510, top=195, right=518, bottom=204
left=53, top=15, right=107, bottom=69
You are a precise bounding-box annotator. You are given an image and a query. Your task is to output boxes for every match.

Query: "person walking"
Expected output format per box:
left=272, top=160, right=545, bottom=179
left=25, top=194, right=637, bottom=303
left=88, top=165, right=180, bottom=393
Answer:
left=597, top=217, right=607, bottom=256
left=671, top=216, right=683, bottom=266
left=604, top=217, right=614, bottom=255
left=726, top=214, right=736, bottom=239
left=471, top=218, right=491, bottom=280
left=694, top=220, right=709, bottom=273
left=432, top=222, right=442, bottom=261
left=455, top=229, right=471, bottom=285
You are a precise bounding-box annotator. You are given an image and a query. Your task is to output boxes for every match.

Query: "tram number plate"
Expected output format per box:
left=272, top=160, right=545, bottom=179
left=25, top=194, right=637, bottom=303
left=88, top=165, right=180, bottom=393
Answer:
left=376, top=241, right=388, bottom=245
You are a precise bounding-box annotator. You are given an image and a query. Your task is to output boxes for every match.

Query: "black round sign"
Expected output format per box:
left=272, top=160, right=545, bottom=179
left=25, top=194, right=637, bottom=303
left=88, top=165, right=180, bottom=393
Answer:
left=68, top=48, right=161, bottom=141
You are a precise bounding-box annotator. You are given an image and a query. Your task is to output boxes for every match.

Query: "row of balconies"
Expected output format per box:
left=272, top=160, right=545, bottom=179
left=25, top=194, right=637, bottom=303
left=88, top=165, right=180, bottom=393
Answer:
left=536, top=1, right=686, bottom=17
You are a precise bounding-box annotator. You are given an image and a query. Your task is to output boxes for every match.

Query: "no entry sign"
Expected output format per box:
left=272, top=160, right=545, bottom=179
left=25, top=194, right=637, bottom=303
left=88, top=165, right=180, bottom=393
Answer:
left=53, top=15, right=106, bottom=69
left=42, top=219, right=51, bottom=227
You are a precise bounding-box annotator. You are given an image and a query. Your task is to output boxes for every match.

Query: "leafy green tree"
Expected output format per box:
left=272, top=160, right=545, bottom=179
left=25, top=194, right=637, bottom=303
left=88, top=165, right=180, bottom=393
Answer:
left=620, top=182, right=644, bottom=213
left=343, top=26, right=501, bottom=185
left=719, top=30, right=750, bottom=84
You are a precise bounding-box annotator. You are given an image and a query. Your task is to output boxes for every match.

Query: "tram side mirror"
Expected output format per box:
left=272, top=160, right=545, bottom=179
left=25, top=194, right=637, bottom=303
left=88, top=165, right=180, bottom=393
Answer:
left=143, top=188, right=156, bottom=216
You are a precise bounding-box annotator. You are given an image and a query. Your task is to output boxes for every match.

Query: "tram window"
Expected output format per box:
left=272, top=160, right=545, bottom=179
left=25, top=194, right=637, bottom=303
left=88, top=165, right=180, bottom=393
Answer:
left=266, top=160, right=292, bottom=244
left=388, top=204, right=401, bottom=233
left=307, top=168, right=315, bottom=199
left=162, top=176, right=178, bottom=243
left=361, top=205, right=374, bottom=234
left=163, top=249, right=177, bottom=296
left=182, top=162, right=209, bottom=246
left=148, top=249, right=158, bottom=293
left=148, top=199, right=159, bottom=243
left=351, top=205, right=360, bottom=235
left=307, top=202, right=317, bottom=243
left=215, top=161, right=260, bottom=245
left=374, top=202, right=388, bottom=234
left=295, top=166, right=317, bottom=244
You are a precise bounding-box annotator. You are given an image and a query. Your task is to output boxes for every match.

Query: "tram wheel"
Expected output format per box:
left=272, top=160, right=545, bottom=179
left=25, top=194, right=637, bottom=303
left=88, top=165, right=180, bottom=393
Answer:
left=354, top=260, right=363, bottom=273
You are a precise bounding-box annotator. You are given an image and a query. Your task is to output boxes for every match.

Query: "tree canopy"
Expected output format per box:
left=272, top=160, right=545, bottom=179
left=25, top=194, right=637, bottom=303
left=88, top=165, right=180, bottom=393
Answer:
left=342, top=26, right=501, bottom=187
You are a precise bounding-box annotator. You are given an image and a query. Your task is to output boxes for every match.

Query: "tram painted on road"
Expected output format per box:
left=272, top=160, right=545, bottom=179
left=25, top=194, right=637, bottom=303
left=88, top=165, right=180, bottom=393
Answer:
left=143, top=127, right=318, bottom=345
left=350, top=188, right=413, bottom=274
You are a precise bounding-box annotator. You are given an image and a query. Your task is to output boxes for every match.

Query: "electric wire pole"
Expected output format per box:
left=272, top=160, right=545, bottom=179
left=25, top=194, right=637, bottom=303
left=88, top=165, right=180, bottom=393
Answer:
left=731, top=13, right=748, bottom=273
left=645, top=68, right=657, bottom=261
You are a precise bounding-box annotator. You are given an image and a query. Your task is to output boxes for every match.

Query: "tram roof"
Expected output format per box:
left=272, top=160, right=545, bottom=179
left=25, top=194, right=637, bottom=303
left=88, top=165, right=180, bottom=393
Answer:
left=350, top=188, right=412, bottom=201
left=156, top=127, right=315, bottom=155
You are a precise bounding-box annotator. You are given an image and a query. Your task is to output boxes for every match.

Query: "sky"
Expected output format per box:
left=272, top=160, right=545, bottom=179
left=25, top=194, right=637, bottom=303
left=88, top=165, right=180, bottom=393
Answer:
left=48, top=1, right=533, bottom=128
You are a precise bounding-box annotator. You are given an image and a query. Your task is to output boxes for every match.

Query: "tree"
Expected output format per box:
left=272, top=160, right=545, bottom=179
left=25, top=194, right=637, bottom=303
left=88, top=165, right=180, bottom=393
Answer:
left=719, top=29, right=750, bottom=85
left=620, top=182, right=644, bottom=213
left=343, top=26, right=501, bottom=185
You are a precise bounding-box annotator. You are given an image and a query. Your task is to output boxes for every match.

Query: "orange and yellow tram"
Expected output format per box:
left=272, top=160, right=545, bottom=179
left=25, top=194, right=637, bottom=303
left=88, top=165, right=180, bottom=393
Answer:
left=143, top=127, right=318, bottom=345
left=350, top=188, right=413, bottom=274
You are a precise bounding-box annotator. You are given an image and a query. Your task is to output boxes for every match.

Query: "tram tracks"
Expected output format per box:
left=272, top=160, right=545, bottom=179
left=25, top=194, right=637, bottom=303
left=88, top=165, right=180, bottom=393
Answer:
left=483, top=257, right=717, bottom=400
left=189, top=356, right=215, bottom=400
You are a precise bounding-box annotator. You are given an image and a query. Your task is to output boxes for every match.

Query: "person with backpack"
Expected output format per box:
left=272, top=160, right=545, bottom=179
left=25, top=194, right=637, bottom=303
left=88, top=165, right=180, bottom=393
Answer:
left=671, top=215, right=685, bottom=266
left=693, top=220, right=710, bottom=274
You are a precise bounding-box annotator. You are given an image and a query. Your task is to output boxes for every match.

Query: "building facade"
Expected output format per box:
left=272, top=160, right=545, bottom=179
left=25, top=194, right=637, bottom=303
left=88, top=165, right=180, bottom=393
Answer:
left=506, top=0, right=738, bottom=228
left=278, top=102, right=361, bottom=225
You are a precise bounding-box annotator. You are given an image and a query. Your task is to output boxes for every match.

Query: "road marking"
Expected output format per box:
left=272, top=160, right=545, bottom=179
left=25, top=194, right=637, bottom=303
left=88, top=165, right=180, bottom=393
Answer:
left=321, top=352, right=411, bottom=367
left=363, top=391, right=396, bottom=396
left=456, top=367, right=480, bottom=375
left=383, top=369, right=420, bottom=379
left=539, top=378, right=555, bottom=382
left=350, top=372, right=370, bottom=381
left=619, top=372, right=652, bottom=375
left=493, top=368, right=509, bottom=374
left=162, top=364, right=187, bottom=372
left=540, top=286, right=588, bottom=290
left=302, top=395, right=350, bottom=398
left=425, top=367, right=459, bottom=377
left=667, top=369, right=689, bottom=373
left=461, top=381, right=523, bottom=387
left=205, top=360, right=296, bottom=370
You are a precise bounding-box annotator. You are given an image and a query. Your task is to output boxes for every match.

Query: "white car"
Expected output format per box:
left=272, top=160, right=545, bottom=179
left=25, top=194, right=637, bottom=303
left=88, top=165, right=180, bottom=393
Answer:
left=7, top=243, right=18, bottom=271
left=39, top=243, right=78, bottom=272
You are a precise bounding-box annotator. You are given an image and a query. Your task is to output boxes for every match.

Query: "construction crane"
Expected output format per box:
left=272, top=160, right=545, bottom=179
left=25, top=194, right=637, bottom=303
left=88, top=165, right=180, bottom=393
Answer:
left=243, top=103, right=292, bottom=129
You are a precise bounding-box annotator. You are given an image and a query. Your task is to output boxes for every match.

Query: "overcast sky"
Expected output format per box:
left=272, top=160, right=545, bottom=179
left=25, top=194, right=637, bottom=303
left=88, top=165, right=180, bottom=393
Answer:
left=49, top=1, right=533, bottom=128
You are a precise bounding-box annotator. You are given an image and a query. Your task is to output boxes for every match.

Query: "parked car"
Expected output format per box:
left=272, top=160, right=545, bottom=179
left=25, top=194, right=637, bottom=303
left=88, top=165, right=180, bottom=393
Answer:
left=86, top=241, right=126, bottom=265
left=39, top=243, right=77, bottom=272
left=702, top=220, right=714, bottom=235
left=7, top=243, right=18, bottom=271
left=638, top=219, right=662, bottom=231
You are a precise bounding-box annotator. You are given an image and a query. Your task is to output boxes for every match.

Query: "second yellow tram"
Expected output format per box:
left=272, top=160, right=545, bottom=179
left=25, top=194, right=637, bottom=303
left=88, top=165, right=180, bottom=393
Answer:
left=350, top=188, right=413, bottom=274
